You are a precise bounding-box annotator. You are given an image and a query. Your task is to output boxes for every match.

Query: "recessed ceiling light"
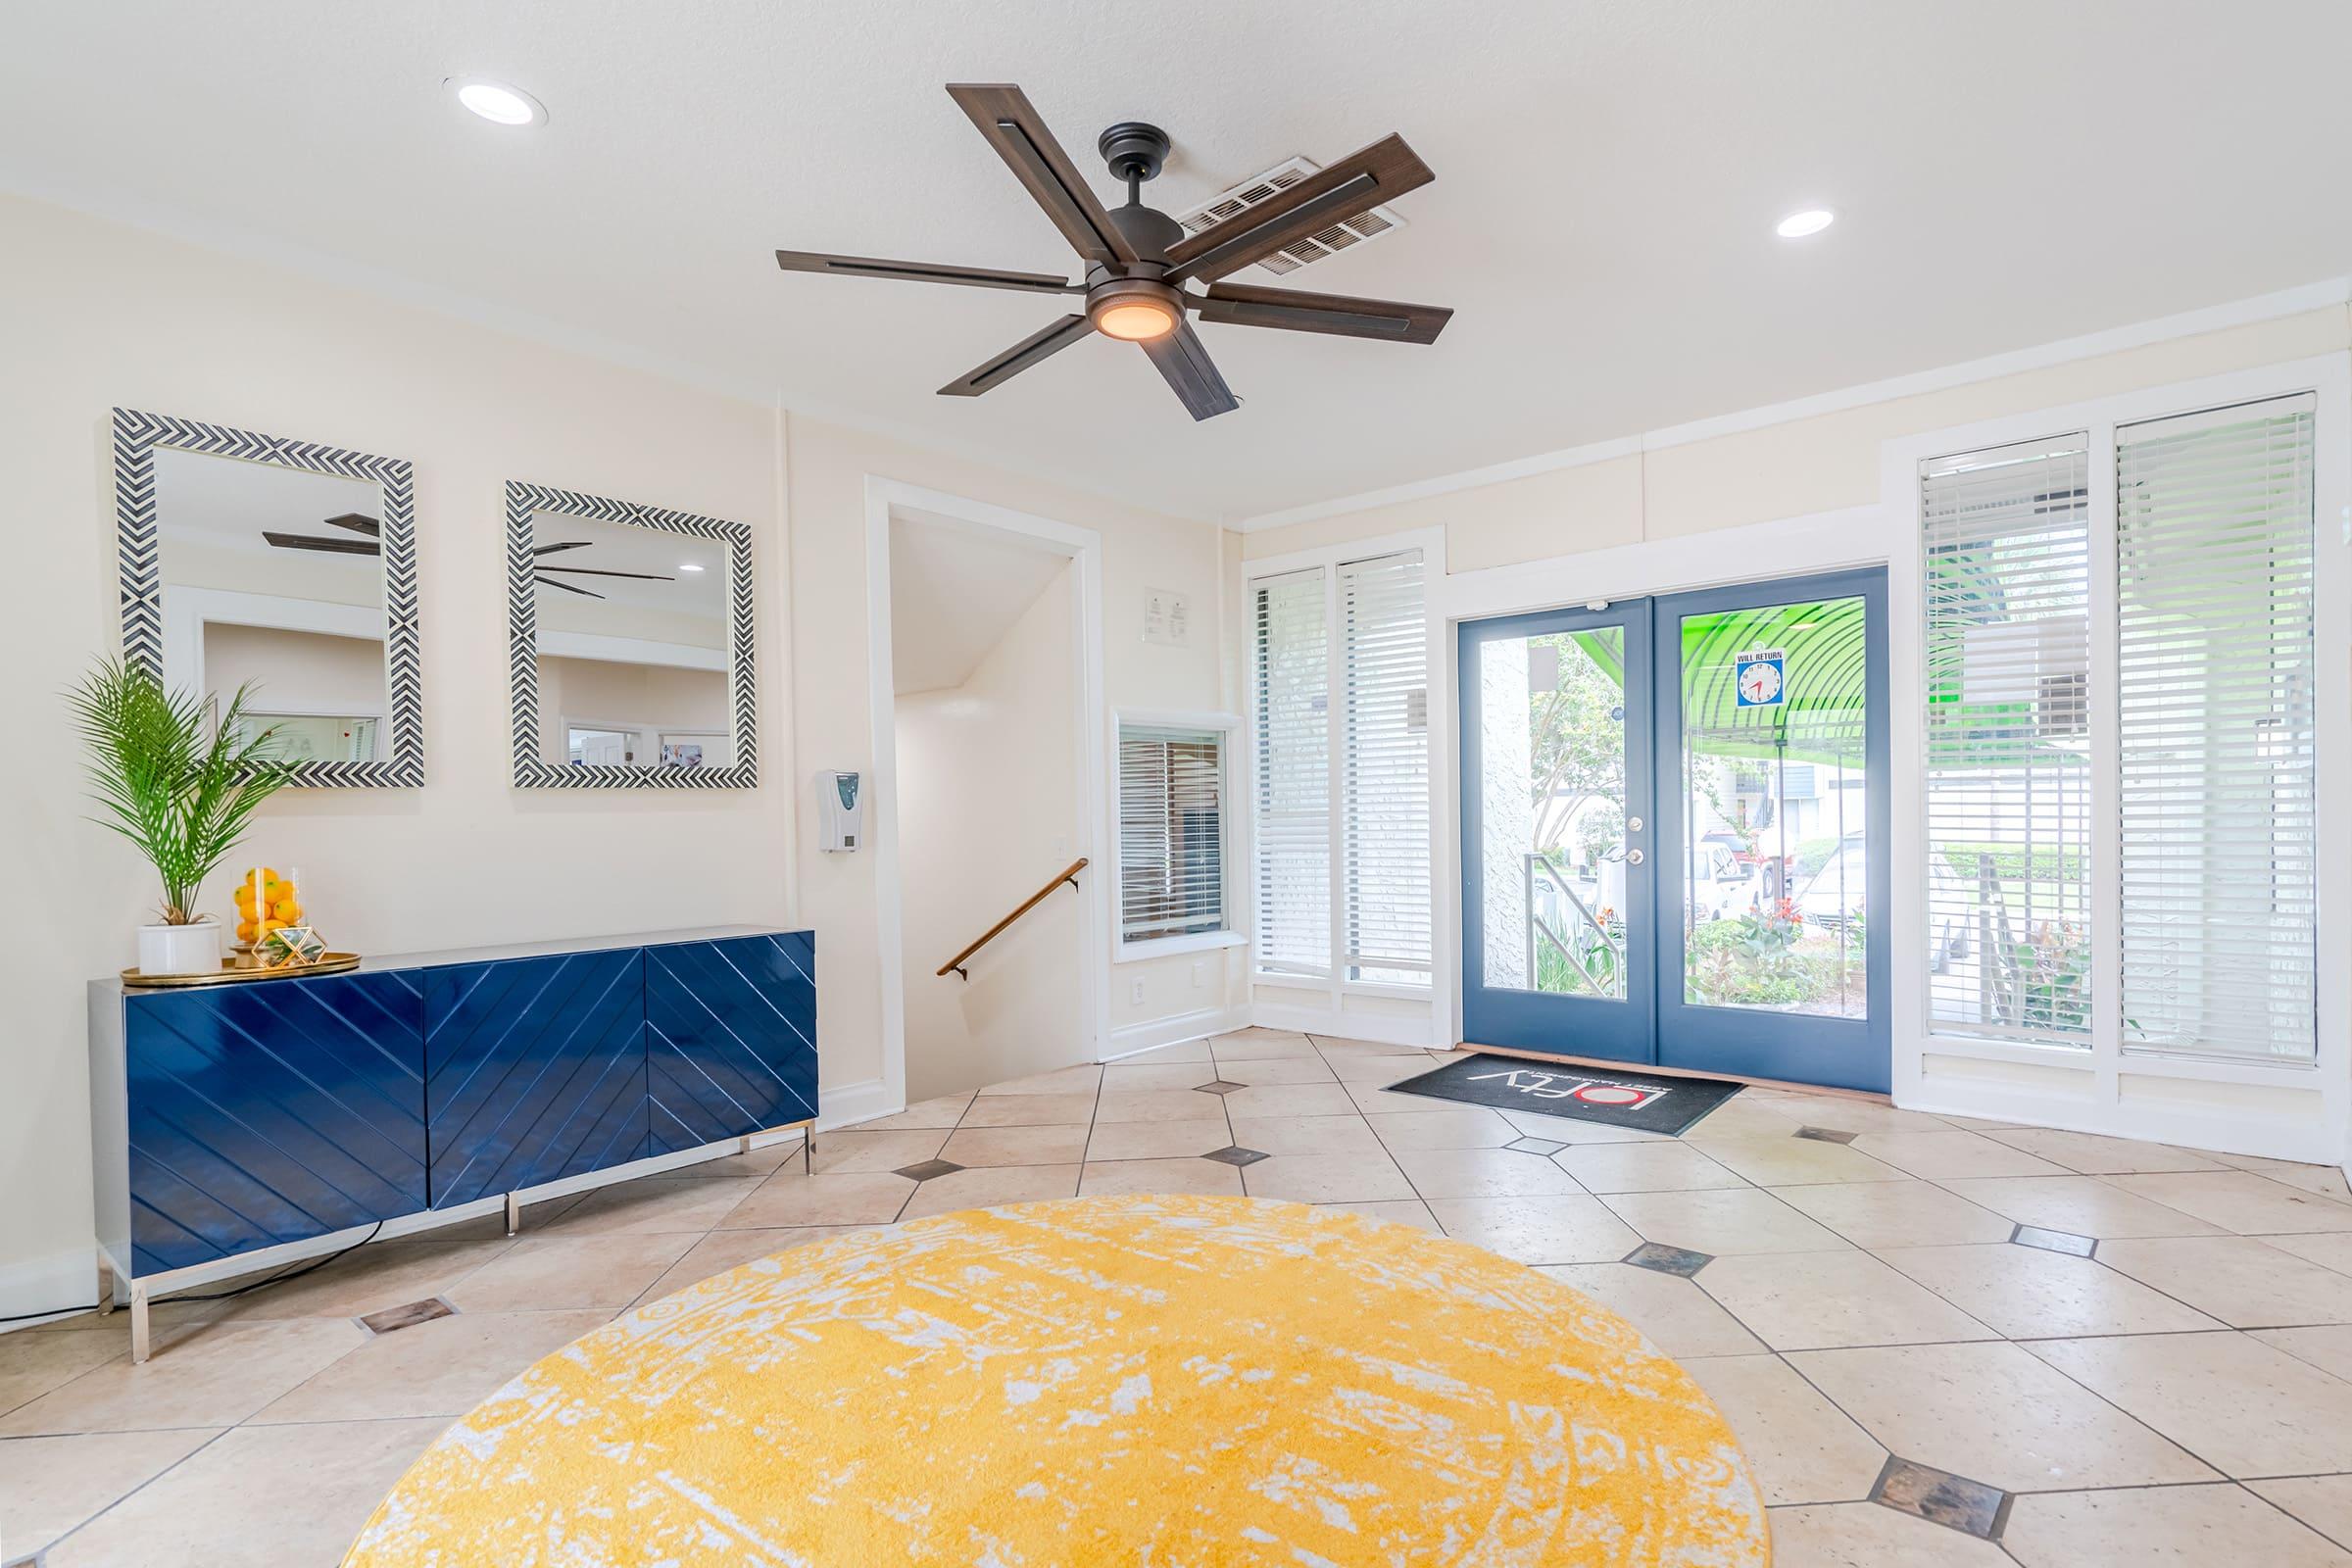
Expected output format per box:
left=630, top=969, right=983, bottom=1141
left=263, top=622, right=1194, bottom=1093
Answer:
left=451, top=78, right=546, bottom=127
left=1776, top=208, right=1836, bottom=239
left=678, top=563, right=706, bottom=572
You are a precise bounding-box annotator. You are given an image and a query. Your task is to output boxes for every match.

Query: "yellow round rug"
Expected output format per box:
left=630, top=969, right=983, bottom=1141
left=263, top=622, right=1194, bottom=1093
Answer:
left=345, top=1194, right=1767, bottom=1565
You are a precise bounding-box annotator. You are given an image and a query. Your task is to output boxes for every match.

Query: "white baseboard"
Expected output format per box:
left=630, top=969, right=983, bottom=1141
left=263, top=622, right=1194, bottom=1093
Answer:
left=0, top=1245, right=104, bottom=1332
left=1250, top=1004, right=1444, bottom=1050
left=1100, top=1004, right=1247, bottom=1061
left=817, top=1077, right=901, bottom=1129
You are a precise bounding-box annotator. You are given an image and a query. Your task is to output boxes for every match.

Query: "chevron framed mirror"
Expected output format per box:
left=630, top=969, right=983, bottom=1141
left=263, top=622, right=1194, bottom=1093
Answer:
left=112, top=408, right=422, bottom=788
left=506, top=481, right=756, bottom=789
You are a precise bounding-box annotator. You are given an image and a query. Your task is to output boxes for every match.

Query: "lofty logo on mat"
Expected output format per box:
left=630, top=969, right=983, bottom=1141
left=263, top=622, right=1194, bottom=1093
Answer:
left=1464, top=1068, right=1675, bottom=1109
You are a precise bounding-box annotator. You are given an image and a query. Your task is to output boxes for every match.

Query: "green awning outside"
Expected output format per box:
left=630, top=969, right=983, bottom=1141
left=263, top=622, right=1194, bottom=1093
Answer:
left=1554, top=599, right=1870, bottom=770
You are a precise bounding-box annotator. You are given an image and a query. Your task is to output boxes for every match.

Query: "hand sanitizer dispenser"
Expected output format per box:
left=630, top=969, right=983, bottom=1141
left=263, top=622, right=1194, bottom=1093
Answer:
left=816, top=771, right=863, bottom=853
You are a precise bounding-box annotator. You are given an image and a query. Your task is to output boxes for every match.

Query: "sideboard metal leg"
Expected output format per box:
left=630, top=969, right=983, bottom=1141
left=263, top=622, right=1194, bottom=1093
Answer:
left=738, top=1133, right=754, bottom=1156
left=805, top=1124, right=815, bottom=1176
left=505, top=1191, right=521, bottom=1237
left=129, top=1280, right=151, bottom=1365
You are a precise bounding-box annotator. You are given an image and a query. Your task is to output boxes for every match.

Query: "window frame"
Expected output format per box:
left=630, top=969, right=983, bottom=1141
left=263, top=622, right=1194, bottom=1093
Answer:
left=1110, top=708, right=1245, bottom=963
left=1883, top=353, right=2350, bottom=1158
left=1242, top=528, right=1448, bottom=1012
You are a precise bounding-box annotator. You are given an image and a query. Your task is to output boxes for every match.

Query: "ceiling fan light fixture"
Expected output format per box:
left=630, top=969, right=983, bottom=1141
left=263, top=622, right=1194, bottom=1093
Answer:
left=1087, top=275, right=1184, bottom=342
left=1096, top=301, right=1179, bottom=341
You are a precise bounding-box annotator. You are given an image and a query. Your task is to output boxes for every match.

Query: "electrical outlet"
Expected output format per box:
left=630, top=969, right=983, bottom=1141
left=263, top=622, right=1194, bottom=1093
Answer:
left=1129, top=978, right=1145, bottom=1006
left=1191, top=960, right=1207, bottom=989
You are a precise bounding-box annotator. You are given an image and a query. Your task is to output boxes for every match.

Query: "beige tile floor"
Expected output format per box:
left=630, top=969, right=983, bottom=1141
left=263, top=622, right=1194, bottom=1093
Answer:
left=6, top=1028, right=2352, bottom=1565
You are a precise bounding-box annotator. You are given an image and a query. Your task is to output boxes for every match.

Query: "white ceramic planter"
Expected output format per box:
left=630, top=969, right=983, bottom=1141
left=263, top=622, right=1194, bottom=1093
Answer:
left=137, top=918, right=222, bottom=977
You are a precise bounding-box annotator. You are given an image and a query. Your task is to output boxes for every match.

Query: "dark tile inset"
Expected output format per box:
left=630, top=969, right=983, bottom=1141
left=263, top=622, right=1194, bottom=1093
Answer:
left=1622, top=1242, right=1713, bottom=1278
left=2012, top=1224, right=2097, bottom=1258
left=1201, top=1146, right=1269, bottom=1168
left=1794, top=1125, right=1859, bottom=1145
left=1194, top=1081, right=1248, bottom=1096
left=1871, top=1455, right=2009, bottom=1540
left=360, top=1298, right=453, bottom=1335
left=1504, top=1136, right=1567, bottom=1156
left=894, top=1159, right=965, bottom=1182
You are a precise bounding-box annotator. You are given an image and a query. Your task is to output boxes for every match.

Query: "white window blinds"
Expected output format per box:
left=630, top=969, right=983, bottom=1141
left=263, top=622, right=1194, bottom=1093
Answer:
left=2116, top=396, right=2317, bottom=1062
left=1342, top=551, right=1432, bottom=983
left=1922, top=438, right=2094, bottom=1042
left=1117, top=724, right=1225, bottom=944
left=1252, top=570, right=1331, bottom=975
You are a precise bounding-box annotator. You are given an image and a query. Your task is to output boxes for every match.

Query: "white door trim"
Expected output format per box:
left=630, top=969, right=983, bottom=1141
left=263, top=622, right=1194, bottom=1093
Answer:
left=861, top=477, right=1110, bottom=1114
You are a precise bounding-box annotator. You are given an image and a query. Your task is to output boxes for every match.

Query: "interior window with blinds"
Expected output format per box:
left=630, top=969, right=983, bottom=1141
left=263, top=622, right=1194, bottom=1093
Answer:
left=2116, top=396, right=2317, bottom=1063
left=1252, top=569, right=1332, bottom=975
left=1922, top=436, right=2094, bottom=1043
left=1116, top=724, right=1225, bottom=946
left=1251, top=550, right=1431, bottom=987
left=1342, top=552, right=1432, bottom=983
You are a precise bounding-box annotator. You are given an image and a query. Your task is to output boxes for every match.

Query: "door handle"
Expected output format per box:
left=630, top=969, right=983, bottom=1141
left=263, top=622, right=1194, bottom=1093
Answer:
left=1626, top=848, right=1645, bottom=866
left=1627, top=816, right=1644, bottom=833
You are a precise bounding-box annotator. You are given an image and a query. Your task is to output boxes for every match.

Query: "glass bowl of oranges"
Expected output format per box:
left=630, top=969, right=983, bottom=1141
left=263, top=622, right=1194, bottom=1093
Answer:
left=232, top=867, right=304, bottom=952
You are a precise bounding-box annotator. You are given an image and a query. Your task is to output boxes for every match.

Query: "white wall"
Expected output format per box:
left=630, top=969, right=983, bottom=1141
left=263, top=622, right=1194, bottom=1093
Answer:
left=0, top=192, right=1237, bottom=1319
left=896, top=562, right=1083, bottom=1102
left=785, top=419, right=1235, bottom=1116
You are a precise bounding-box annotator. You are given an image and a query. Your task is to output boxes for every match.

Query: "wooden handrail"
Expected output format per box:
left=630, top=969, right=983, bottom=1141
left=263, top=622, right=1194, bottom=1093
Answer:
left=938, top=858, right=1088, bottom=980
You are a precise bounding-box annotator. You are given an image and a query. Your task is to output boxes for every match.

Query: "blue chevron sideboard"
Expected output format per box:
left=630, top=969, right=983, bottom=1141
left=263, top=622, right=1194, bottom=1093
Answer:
left=89, top=925, right=816, bottom=1351
left=648, top=932, right=818, bottom=1156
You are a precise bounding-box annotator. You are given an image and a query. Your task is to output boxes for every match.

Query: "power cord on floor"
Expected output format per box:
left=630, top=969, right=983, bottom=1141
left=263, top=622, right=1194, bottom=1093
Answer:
left=0, top=1221, right=387, bottom=1324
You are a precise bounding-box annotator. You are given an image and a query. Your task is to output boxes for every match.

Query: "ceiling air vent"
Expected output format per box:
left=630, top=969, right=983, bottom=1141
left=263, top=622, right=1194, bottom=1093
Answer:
left=1173, top=155, right=1406, bottom=277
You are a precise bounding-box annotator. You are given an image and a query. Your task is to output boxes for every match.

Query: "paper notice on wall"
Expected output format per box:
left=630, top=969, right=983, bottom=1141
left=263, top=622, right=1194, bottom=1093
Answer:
left=1144, top=587, right=1191, bottom=648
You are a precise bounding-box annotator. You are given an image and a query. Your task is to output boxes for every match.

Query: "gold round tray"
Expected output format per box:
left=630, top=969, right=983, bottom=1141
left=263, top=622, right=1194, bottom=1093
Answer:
left=122, top=954, right=362, bottom=989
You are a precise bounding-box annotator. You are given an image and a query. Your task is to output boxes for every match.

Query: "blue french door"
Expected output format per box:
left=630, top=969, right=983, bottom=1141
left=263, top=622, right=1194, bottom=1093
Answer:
left=1460, top=599, right=1657, bottom=1065
left=1459, top=568, right=1890, bottom=1093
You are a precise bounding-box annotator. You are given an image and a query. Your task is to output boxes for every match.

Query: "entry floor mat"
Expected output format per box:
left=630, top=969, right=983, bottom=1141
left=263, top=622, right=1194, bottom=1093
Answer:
left=1386, top=1054, right=1744, bottom=1136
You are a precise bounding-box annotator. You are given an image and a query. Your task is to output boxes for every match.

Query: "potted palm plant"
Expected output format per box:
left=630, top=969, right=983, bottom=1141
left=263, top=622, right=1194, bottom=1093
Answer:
left=69, top=658, right=295, bottom=976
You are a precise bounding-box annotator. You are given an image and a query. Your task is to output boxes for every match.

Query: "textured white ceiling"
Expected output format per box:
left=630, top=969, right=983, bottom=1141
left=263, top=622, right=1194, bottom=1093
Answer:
left=888, top=515, right=1066, bottom=695
left=7, top=1, right=2350, bottom=523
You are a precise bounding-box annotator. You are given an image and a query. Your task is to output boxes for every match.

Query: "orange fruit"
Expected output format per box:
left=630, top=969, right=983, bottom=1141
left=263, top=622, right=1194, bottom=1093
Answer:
left=272, top=900, right=302, bottom=922
left=236, top=920, right=257, bottom=944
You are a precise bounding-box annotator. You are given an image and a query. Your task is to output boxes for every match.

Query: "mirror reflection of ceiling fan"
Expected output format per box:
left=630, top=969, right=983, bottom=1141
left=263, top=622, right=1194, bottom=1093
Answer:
left=264, top=515, right=674, bottom=600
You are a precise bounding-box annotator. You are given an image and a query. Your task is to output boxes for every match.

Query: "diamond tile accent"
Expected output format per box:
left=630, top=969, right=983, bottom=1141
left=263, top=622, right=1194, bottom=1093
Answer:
left=1795, top=1126, right=1859, bottom=1145
left=1194, top=1081, right=1248, bottom=1096
left=2013, top=1224, right=2097, bottom=1258
left=894, top=1159, right=965, bottom=1182
left=1504, top=1136, right=1567, bottom=1156
left=1872, top=1455, right=2009, bottom=1540
left=359, top=1298, right=453, bottom=1335
left=1623, top=1242, right=1713, bottom=1278
left=1201, top=1147, right=1269, bottom=1168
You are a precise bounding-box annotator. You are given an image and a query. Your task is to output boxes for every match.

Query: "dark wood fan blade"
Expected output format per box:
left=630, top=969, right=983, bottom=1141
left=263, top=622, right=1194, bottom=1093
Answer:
left=536, top=566, right=676, bottom=581
left=938, top=314, right=1095, bottom=398
left=264, top=531, right=380, bottom=557
left=1140, top=321, right=1239, bottom=421
left=1197, top=281, right=1452, bottom=345
left=320, top=512, right=380, bottom=537
left=774, top=249, right=1077, bottom=295
left=532, top=541, right=591, bottom=556
left=1165, top=134, right=1433, bottom=285
left=534, top=574, right=604, bottom=599
left=946, top=84, right=1140, bottom=268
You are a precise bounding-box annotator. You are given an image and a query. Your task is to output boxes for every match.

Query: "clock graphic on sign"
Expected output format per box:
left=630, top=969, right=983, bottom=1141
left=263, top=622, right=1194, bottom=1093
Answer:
left=1738, top=659, right=1783, bottom=706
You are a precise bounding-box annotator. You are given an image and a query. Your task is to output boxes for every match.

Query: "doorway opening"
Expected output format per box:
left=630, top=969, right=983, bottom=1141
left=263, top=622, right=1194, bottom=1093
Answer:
left=865, top=482, right=1108, bottom=1110
left=1459, top=567, right=1890, bottom=1092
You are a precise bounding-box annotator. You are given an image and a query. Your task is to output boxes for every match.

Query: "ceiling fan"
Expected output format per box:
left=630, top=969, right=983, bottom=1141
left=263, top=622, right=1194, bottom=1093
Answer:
left=774, top=83, right=1451, bottom=420
left=264, top=516, right=672, bottom=600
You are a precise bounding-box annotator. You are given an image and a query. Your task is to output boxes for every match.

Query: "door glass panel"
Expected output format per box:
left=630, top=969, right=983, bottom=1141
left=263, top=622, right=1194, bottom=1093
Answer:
left=1477, top=627, right=1629, bottom=997
left=1678, top=597, right=1868, bottom=1016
